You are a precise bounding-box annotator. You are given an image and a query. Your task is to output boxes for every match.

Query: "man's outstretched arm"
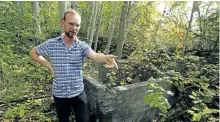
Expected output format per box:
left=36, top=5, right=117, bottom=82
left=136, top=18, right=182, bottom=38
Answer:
left=88, top=50, right=118, bottom=69
left=30, top=47, right=54, bottom=75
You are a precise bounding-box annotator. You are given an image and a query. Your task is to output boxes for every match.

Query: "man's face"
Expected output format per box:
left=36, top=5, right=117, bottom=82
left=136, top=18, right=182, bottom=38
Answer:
left=62, top=14, right=81, bottom=39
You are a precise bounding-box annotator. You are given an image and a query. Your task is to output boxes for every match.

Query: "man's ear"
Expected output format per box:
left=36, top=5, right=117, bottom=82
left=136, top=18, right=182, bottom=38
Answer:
left=60, top=20, right=65, bottom=27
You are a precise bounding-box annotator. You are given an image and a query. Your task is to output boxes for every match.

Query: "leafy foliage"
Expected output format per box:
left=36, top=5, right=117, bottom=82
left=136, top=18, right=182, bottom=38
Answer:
left=138, top=48, right=219, bottom=121
left=144, top=79, right=171, bottom=114
left=0, top=1, right=58, bottom=121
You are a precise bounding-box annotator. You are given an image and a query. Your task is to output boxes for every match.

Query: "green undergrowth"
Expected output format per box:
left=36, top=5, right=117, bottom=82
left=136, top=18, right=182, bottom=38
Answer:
left=83, top=48, right=219, bottom=122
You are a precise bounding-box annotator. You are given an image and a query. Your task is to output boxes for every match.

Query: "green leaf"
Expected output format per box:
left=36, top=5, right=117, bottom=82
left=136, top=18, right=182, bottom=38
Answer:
left=193, top=100, right=202, bottom=104
left=189, top=95, right=195, bottom=99
left=192, top=112, right=202, bottom=121
left=191, top=107, right=199, bottom=111
left=201, top=97, right=212, bottom=103
left=38, top=90, right=44, bottom=93
left=83, top=63, right=87, bottom=67
left=27, top=100, right=32, bottom=103
left=19, top=109, right=25, bottom=118
left=192, top=91, right=197, bottom=96
left=187, top=110, right=194, bottom=114
left=4, top=109, right=15, bottom=118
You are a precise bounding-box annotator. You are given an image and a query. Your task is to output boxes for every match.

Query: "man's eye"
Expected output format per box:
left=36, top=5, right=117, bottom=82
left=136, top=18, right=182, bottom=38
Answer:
left=68, top=23, right=79, bottom=27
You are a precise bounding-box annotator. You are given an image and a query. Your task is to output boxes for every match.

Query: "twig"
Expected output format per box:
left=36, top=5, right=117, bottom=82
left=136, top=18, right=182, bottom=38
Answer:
left=0, top=95, right=52, bottom=105
left=166, top=110, right=187, bottom=122
left=184, top=83, right=200, bottom=90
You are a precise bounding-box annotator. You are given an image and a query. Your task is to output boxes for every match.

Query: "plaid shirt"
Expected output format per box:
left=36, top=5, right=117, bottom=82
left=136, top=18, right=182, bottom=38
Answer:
left=36, top=36, right=92, bottom=98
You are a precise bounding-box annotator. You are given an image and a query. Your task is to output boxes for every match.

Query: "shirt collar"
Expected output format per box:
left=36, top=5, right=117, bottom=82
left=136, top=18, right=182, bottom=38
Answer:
left=60, top=35, right=80, bottom=45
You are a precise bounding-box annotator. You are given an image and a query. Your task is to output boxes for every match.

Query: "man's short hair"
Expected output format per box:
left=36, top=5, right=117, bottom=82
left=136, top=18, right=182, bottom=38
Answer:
left=63, top=10, right=81, bottom=21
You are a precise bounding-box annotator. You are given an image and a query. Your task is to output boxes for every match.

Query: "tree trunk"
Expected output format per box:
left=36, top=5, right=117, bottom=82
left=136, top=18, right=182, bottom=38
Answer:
left=105, top=2, right=118, bottom=54
left=21, top=2, right=25, bottom=30
left=88, top=1, right=98, bottom=46
left=150, top=4, right=167, bottom=50
left=71, top=1, right=79, bottom=10
left=86, top=2, right=95, bottom=41
left=116, top=1, right=129, bottom=59
left=0, top=62, right=3, bottom=81
left=94, top=2, right=104, bottom=52
left=124, top=1, right=138, bottom=46
left=182, top=1, right=196, bottom=56
left=79, top=5, right=87, bottom=35
left=71, top=1, right=75, bottom=9
left=13, top=1, right=19, bottom=5
left=32, top=1, right=41, bottom=35
left=59, top=1, right=67, bottom=34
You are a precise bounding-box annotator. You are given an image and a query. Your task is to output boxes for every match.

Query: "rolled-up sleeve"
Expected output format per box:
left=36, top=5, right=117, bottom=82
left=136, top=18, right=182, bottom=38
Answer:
left=82, top=43, right=93, bottom=58
left=36, top=40, right=50, bottom=56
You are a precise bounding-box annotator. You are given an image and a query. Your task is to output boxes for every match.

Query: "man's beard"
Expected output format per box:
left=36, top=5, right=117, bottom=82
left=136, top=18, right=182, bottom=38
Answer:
left=65, top=31, right=74, bottom=38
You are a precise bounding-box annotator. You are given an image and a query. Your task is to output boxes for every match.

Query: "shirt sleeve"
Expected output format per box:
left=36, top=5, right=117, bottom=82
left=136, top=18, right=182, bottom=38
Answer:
left=82, top=42, right=93, bottom=58
left=36, top=40, right=51, bottom=56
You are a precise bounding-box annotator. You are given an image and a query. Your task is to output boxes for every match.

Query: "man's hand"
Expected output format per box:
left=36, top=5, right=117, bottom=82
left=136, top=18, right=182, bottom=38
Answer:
left=103, top=55, right=118, bottom=70
left=48, top=64, right=54, bottom=75
left=30, top=47, right=54, bottom=75
left=88, top=51, right=118, bottom=70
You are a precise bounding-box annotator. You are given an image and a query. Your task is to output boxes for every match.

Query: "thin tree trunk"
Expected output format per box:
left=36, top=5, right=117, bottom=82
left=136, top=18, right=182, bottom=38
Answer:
left=32, top=1, right=41, bottom=35
left=71, top=1, right=79, bottom=10
left=79, top=6, right=87, bottom=35
left=197, top=5, right=202, bottom=37
left=59, top=1, right=67, bottom=34
left=71, top=1, right=75, bottom=9
left=94, top=2, right=104, bottom=52
left=0, top=62, right=3, bottom=81
left=150, top=5, right=167, bottom=50
left=86, top=2, right=95, bottom=40
left=21, top=2, right=24, bottom=30
left=88, top=1, right=98, bottom=46
left=124, top=1, right=138, bottom=46
left=116, top=1, right=129, bottom=59
left=13, top=1, right=19, bottom=5
left=197, top=5, right=202, bottom=49
left=182, top=1, right=196, bottom=56
left=105, top=2, right=118, bottom=54
left=203, top=3, right=211, bottom=47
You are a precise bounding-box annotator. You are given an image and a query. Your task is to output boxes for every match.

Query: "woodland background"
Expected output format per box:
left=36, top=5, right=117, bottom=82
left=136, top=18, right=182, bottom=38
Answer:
left=0, top=1, right=219, bottom=122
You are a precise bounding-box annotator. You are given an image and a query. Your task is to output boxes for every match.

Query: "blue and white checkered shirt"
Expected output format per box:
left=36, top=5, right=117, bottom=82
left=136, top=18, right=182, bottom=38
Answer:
left=36, top=36, right=92, bottom=98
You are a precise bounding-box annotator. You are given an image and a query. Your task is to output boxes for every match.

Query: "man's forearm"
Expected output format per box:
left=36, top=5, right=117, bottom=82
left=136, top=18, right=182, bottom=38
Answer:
left=30, top=47, right=53, bottom=70
left=34, top=55, right=52, bottom=68
left=91, top=52, right=107, bottom=63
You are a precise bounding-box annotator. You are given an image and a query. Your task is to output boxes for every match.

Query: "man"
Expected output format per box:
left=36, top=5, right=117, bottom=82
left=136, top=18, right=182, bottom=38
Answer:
left=30, top=10, right=118, bottom=122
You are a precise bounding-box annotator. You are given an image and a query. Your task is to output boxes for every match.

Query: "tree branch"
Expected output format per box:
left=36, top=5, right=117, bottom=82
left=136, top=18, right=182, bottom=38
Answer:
left=0, top=95, right=52, bottom=105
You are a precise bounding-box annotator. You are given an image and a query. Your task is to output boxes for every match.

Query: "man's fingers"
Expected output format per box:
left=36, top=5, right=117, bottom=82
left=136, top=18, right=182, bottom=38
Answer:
left=108, top=55, right=118, bottom=59
left=104, top=55, right=118, bottom=70
left=103, top=64, right=115, bottom=69
left=104, top=63, right=118, bottom=70
left=113, top=58, right=118, bottom=69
